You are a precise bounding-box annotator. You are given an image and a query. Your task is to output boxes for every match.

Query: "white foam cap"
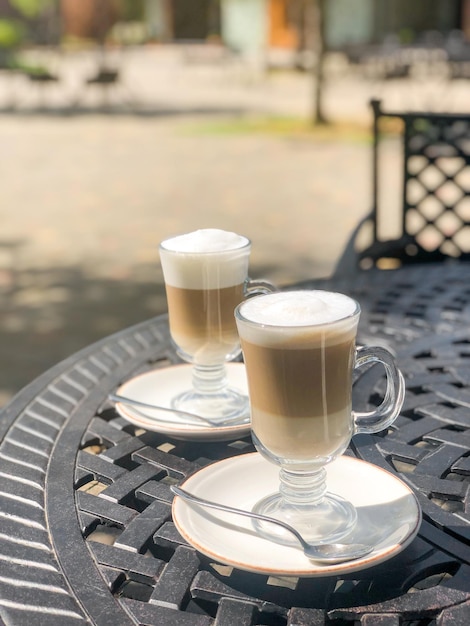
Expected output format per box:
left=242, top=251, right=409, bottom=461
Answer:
left=161, top=229, right=249, bottom=253
left=239, top=291, right=358, bottom=326
left=160, top=229, right=251, bottom=288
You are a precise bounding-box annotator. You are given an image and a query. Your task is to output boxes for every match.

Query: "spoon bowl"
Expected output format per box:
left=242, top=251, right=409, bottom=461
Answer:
left=171, top=485, right=373, bottom=563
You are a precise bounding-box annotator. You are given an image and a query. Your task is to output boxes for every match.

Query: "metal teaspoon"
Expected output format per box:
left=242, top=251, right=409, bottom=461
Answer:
left=109, top=393, right=250, bottom=427
left=171, top=485, right=373, bottom=564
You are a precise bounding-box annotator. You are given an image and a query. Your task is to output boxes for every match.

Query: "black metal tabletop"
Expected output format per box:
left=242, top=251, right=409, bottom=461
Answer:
left=1, top=262, right=470, bottom=626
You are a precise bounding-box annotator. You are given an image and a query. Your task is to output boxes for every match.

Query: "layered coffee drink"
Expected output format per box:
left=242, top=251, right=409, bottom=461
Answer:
left=236, top=291, right=360, bottom=462
left=160, top=229, right=250, bottom=365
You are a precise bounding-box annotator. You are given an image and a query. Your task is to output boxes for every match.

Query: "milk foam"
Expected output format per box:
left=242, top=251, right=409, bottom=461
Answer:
left=240, top=291, right=357, bottom=325
left=237, top=291, right=359, bottom=345
left=162, top=229, right=248, bottom=253
left=160, top=229, right=251, bottom=289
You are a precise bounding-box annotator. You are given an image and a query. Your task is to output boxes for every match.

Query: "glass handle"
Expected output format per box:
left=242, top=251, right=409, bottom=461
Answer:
left=353, top=345, right=405, bottom=434
left=244, top=277, right=278, bottom=297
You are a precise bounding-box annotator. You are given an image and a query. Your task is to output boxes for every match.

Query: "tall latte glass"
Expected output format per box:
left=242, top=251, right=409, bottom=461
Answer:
left=160, top=229, right=274, bottom=421
left=235, top=290, right=405, bottom=545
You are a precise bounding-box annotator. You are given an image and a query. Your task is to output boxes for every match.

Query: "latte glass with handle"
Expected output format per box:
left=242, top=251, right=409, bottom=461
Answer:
left=159, top=229, right=275, bottom=422
left=235, top=290, right=405, bottom=545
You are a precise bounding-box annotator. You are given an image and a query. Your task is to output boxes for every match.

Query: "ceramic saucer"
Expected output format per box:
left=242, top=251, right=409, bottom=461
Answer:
left=172, top=453, right=421, bottom=577
left=115, top=363, right=251, bottom=441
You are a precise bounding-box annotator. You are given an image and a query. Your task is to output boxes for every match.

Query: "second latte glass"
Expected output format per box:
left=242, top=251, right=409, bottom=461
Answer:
left=160, top=229, right=274, bottom=422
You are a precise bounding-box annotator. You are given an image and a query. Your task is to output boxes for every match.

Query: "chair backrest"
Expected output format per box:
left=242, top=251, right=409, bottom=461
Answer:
left=336, top=99, right=470, bottom=274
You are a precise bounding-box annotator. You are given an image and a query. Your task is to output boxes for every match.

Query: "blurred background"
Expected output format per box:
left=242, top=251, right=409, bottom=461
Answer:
left=1, top=0, right=470, bottom=405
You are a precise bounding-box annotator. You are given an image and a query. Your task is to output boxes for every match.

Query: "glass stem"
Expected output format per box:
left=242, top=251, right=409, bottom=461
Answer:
left=191, top=363, right=229, bottom=395
left=279, top=467, right=327, bottom=506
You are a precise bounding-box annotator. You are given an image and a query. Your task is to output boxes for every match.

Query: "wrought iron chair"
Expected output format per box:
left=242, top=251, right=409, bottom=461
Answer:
left=334, top=99, right=470, bottom=276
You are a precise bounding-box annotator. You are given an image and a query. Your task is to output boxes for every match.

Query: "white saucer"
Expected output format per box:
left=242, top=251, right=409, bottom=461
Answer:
left=115, top=363, right=251, bottom=441
left=173, top=453, right=421, bottom=577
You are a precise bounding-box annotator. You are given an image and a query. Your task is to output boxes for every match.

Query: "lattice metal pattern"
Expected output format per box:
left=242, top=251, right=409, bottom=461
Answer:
left=76, top=332, right=470, bottom=626
left=404, top=114, right=470, bottom=256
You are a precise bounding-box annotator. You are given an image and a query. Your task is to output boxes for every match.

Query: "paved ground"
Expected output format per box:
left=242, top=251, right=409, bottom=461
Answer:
left=0, top=45, right=469, bottom=405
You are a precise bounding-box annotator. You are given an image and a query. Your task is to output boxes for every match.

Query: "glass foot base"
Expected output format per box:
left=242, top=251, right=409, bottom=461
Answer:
left=172, top=387, right=250, bottom=422
left=252, top=491, right=357, bottom=546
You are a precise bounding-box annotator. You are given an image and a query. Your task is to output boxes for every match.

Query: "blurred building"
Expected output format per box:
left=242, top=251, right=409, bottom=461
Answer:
left=60, top=0, right=119, bottom=42
left=221, top=0, right=470, bottom=56
left=326, top=0, right=469, bottom=48
left=142, top=0, right=470, bottom=67
left=1, top=0, right=469, bottom=55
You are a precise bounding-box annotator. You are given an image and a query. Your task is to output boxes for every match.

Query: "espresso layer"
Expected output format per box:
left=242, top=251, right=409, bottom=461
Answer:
left=166, top=284, right=244, bottom=360
left=240, top=337, right=355, bottom=418
left=241, top=337, right=355, bottom=459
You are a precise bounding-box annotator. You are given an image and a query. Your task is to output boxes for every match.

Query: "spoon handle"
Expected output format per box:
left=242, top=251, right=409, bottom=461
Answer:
left=109, top=393, right=214, bottom=426
left=171, top=484, right=305, bottom=548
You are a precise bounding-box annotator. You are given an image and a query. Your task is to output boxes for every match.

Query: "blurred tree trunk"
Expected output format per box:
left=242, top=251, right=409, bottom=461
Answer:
left=311, top=0, right=327, bottom=125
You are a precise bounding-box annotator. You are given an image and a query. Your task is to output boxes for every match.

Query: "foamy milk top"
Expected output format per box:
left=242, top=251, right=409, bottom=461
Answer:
left=160, top=229, right=251, bottom=289
left=236, top=291, right=359, bottom=347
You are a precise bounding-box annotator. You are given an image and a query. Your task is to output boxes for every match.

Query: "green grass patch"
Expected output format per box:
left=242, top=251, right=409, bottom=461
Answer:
left=179, top=115, right=372, bottom=143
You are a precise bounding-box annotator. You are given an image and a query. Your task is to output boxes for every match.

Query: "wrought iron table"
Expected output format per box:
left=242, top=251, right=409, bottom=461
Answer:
left=1, top=262, right=470, bottom=625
